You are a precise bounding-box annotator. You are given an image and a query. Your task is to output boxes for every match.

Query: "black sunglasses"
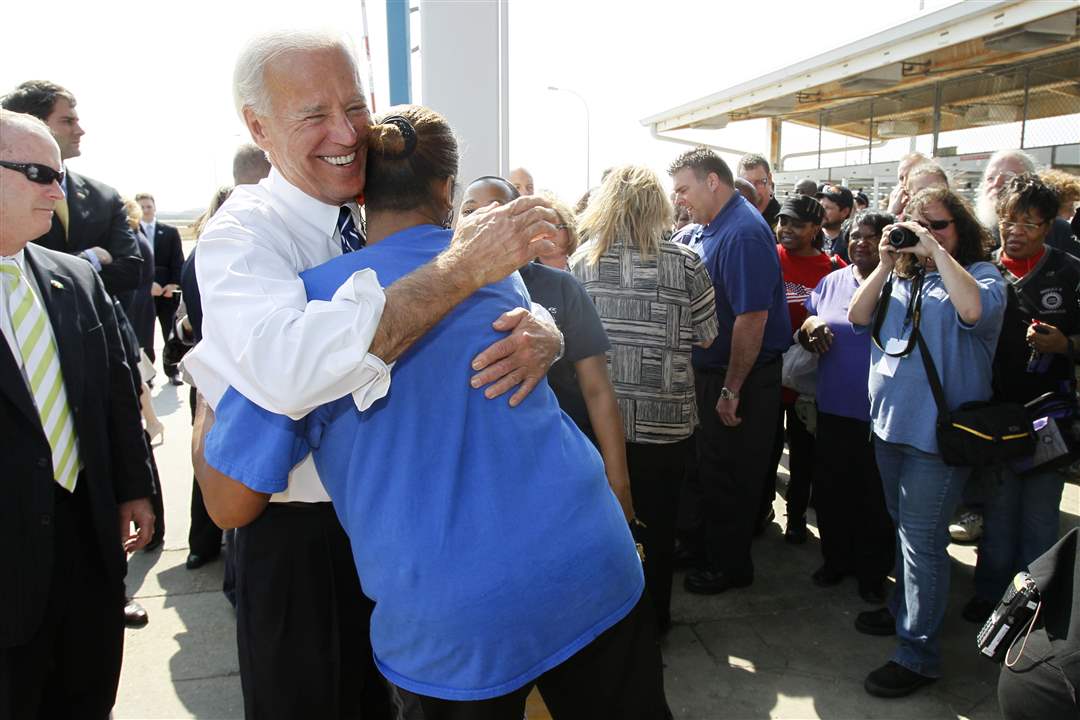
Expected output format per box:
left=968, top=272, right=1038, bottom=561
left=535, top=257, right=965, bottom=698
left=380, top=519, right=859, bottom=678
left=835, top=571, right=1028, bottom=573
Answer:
left=916, top=218, right=954, bottom=231
left=0, top=161, right=65, bottom=186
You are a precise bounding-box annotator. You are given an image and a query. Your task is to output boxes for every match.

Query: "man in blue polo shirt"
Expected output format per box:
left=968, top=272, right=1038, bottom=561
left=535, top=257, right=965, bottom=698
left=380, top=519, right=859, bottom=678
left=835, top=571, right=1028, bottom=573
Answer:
left=670, top=148, right=791, bottom=594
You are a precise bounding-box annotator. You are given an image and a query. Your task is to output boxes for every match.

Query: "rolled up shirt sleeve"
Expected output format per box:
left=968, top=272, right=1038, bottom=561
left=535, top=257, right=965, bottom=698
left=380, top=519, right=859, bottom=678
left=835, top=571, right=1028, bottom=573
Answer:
left=184, top=211, right=390, bottom=420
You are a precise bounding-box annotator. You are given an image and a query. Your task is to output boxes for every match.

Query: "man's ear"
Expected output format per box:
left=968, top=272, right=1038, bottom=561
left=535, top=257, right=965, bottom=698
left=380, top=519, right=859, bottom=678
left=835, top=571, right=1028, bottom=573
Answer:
left=243, top=106, right=270, bottom=150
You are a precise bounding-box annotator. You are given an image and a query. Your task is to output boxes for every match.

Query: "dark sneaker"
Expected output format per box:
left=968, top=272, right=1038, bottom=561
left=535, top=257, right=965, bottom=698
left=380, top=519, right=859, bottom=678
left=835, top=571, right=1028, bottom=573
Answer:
left=784, top=516, right=808, bottom=545
left=855, top=607, right=896, bottom=636
left=864, top=661, right=936, bottom=698
left=811, top=565, right=845, bottom=587
left=962, top=597, right=996, bottom=624
left=683, top=569, right=753, bottom=595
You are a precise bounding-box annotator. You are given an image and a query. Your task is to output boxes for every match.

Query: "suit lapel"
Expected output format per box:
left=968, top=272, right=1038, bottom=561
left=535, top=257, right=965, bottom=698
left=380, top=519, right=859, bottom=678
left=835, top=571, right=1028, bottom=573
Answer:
left=66, top=172, right=91, bottom=248
left=23, top=247, right=84, bottom=409
left=0, top=331, right=38, bottom=427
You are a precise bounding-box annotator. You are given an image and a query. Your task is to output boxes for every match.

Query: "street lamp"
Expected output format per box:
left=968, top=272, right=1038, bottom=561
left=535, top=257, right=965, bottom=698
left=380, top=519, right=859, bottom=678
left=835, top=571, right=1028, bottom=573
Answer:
left=548, top=85, right=591, bottom=190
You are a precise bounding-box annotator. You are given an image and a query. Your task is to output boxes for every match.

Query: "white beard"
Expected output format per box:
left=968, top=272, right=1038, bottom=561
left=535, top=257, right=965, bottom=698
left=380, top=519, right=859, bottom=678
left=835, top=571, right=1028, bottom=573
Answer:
left=975, top=186, right=999, bottom=230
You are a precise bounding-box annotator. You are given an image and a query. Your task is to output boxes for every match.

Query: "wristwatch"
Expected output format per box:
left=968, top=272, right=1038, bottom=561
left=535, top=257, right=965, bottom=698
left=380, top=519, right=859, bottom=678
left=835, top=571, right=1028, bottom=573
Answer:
left=719, top=387, right=739, bottom=401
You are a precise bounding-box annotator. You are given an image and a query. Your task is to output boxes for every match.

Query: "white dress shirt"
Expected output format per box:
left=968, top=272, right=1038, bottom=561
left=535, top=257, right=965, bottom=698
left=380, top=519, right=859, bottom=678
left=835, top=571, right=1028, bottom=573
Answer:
left=183, top=168, right=389, bottom=503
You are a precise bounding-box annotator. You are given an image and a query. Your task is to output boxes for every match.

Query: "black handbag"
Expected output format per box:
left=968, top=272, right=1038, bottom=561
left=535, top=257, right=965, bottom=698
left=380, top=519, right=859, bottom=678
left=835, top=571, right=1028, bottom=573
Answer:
left=872, top=270, right=1035, bottom=467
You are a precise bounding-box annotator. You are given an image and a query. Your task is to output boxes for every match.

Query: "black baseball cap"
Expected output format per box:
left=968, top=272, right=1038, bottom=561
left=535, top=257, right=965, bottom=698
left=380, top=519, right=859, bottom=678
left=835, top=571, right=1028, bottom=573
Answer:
left=778, top=195, right=825, bottom=224
left=854, top=191, right=869, bottom=206
left=816, top=184, right=855, bottom=210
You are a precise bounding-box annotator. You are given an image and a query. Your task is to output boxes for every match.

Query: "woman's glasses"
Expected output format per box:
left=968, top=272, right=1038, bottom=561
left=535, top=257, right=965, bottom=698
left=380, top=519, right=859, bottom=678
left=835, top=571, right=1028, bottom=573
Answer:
left=0, top=161, right=65, bottom=186
left=916, top=218, right=954, bottom=231
left=999, top=219, right=1046, bottom=234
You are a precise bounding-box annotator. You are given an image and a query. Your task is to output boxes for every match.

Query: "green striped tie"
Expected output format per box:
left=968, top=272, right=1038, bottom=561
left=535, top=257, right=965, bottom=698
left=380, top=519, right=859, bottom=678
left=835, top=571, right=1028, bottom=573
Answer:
left=1, top=261, right=80, bottom=491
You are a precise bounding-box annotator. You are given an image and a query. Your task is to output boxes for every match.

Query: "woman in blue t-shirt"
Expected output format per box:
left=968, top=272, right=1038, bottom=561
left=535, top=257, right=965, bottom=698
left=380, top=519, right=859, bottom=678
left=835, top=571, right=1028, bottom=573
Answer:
left=847, top=187, right=1006, bottom=699
left=198, top=106, right=669, bottom=718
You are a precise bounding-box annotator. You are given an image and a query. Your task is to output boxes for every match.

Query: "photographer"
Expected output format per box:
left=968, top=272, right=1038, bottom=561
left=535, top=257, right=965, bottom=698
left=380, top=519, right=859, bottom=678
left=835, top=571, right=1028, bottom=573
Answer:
left=963, top=175, right=1074, bottom=624
left=848, top=187, right=1007, bottom=698
left=799, top=211, right=895, bottom=603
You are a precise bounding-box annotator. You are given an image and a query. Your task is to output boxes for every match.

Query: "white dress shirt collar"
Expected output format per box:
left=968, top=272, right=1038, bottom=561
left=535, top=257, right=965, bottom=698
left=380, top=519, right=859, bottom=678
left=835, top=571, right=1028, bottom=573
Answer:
left=265, top=167, right=359, bottom=245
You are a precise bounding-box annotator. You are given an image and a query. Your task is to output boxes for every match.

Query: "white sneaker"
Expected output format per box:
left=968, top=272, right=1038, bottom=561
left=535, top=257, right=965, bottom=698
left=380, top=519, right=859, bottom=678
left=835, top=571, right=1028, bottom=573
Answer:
left=949, top=510, right=983, bottom=543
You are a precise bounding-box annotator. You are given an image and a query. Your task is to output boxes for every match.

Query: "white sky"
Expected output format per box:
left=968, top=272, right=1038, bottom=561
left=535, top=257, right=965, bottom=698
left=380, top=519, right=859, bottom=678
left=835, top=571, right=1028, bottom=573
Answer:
left=1, top=0, right=960, bottom=213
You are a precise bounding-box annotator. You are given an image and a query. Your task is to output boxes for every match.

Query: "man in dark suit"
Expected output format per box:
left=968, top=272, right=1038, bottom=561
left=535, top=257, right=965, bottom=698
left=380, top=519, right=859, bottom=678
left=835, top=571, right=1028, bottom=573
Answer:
left=136, top=192, right=185, bottom=384
left=0, top=110, right=156, bottom=718
left=1, top=81, right=143, bottom=299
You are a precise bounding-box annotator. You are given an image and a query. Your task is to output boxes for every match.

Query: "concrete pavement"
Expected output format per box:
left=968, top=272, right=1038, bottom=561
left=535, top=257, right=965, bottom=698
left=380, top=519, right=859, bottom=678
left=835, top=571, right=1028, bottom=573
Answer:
left=114, top=361, right=1080, bottom=719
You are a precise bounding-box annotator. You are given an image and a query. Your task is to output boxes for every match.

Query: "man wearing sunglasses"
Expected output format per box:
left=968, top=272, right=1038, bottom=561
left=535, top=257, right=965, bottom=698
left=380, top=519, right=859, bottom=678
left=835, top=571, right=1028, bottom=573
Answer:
left=1, top=81, right=143, bottom=299
left=0, top=109, right=155, bottom=719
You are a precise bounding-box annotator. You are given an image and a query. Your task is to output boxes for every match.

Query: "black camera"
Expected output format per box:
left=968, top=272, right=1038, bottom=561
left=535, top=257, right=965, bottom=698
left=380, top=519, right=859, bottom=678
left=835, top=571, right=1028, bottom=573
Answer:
left=888, top=226, right=920, bottom=249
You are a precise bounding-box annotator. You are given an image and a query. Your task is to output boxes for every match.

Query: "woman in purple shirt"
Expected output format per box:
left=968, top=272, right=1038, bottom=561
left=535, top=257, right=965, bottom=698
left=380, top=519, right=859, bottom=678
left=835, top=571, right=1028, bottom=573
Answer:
left=799, top=211, right=895, bottom=604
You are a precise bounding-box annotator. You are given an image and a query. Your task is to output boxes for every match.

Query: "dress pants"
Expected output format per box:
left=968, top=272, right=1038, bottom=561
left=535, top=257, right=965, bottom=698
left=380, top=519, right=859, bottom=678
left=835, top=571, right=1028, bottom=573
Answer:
left=0, top=482, right=125, bottom=720
left=235, top=502, right=392, bottom=720
left=144, top=430, right=166, bottom=545
left=397, top=591, right=670, bottom=720
left=782, top=403, right=815, bottom=525
left=154, top=294, right=181, bottom=377
left=626, top=438, right=691, bottom=631
left=187, top=387, right=222, bottom=558
left=813, top=413, right=893, bottom=583
left=691, top=360, right=782, bottom=577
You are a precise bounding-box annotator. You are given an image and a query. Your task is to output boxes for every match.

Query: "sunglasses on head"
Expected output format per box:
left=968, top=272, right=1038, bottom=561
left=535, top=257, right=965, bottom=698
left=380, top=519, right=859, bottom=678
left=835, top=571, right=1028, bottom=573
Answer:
left=0, top=161, right=65, bottom=186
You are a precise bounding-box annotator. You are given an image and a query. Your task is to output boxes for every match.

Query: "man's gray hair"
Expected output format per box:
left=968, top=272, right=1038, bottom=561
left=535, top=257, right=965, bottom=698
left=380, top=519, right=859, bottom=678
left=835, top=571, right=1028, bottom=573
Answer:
left=985, top=149, right=1037, bottom=177
left=0, top=109, right=55, bottom=155
left=232, top=30, right=363, bottom=119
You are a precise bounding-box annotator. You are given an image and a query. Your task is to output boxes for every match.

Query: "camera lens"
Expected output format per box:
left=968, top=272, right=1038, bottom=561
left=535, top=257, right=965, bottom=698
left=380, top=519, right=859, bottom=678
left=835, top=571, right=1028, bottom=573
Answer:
left=888, top=227, right=919, bottom=249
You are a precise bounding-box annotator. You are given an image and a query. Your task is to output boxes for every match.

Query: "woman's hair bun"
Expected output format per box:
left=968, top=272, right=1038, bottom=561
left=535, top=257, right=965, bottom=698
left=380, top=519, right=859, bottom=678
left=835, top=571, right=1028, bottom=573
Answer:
left=370, top=115, right=417, bottom=159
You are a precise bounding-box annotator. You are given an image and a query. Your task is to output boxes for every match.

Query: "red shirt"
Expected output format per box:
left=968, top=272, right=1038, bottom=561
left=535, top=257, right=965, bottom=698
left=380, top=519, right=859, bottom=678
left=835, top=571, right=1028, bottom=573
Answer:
left=777, top=245, right=846, bottom=332
left=1000, top=247, right=1046, bottom=279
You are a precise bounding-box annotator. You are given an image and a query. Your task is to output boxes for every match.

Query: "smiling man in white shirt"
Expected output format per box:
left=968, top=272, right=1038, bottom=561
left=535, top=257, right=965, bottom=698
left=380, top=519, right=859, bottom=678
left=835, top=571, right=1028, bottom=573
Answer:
left=183, top=30, right=563, bottom=719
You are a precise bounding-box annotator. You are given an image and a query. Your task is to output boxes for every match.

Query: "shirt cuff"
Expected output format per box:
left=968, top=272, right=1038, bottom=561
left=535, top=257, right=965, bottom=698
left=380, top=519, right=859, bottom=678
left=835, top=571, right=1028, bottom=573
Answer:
left=351, top=355, right=393, bottom=412
left=530, top=301, right=564, bottom=363
left=81, top=250, right=102, bottom=271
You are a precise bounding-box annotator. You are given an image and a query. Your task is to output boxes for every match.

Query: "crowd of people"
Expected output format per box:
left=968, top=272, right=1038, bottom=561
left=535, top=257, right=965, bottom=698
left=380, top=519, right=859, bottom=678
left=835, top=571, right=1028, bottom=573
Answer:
left=2, top=27, right=1080, bottom=720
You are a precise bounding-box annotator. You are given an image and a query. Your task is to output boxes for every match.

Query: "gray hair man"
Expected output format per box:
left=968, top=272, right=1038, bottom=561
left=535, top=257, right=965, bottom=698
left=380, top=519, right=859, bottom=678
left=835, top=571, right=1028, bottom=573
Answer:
left=737, top=153, right=780, bottom=229
left=183, top=29, right=562, bottom=720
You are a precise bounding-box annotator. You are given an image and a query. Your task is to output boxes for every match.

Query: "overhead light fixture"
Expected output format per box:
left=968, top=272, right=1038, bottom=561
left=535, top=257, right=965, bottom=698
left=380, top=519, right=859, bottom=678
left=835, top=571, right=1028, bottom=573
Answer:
left=984, top=9, right=1077, bottom=52
left=877, top=120, right=921, bottom=138
left=963, top=105, right=1020, bottom=126
left=839, top=63, right=904, bottom=92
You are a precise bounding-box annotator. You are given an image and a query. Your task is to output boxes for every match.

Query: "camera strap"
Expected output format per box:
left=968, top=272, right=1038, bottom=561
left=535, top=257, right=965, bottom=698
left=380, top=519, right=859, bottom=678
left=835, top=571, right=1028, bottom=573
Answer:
left=1004, top=599, right=1042, bottom=668
left=872, top=270, right=925, bottom=358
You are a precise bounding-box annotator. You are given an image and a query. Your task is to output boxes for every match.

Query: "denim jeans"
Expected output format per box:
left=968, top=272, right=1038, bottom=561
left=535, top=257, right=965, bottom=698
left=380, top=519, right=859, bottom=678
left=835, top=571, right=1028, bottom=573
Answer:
left=875, top=438, right=969, bottom=678
left=973, top=464, right=1065, bottom=602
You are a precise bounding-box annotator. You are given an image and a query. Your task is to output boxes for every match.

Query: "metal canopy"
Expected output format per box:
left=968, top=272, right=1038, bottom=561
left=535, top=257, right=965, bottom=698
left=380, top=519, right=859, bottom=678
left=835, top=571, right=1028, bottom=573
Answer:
left=642, top=1, right=1079, bottom=145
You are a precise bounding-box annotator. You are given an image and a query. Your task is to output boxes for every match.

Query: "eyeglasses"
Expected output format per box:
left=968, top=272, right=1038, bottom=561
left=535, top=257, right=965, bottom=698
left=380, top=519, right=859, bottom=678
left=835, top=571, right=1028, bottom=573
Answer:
left=0, top=161, right=65, bottom=186
left=916, top=218, right=954, bottom=231
left=1000, top=220, right=1046, bottom=234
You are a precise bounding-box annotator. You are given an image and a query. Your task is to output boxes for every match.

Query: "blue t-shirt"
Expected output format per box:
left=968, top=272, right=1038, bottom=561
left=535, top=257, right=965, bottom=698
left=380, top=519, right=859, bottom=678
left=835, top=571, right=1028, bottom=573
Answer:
left=805, top=267, right=872, bottom=422
left=690, top=194, right=792, bottom=370
left=205, top=225, right=643, bottom=701
left=863, top=262, right=1006, bottom=454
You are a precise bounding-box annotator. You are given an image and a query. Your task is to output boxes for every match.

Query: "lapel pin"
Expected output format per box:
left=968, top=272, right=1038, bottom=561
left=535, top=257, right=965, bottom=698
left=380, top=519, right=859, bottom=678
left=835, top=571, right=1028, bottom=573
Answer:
left=50, top=279, right=65, bottom=290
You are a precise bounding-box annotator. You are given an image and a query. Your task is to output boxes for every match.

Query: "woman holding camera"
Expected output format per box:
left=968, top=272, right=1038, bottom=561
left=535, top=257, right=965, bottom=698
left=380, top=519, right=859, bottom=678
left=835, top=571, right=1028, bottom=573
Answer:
left=848, top=187, right=1007, bottom=698
left=963, top=175, right=1074, bottom=623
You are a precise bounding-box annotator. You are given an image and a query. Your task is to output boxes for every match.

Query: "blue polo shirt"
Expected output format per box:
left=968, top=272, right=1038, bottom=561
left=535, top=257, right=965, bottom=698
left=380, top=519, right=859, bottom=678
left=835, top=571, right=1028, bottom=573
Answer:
left=204, top=225, right=644, bottom=701
left=691, top=194, right=792, bottom=370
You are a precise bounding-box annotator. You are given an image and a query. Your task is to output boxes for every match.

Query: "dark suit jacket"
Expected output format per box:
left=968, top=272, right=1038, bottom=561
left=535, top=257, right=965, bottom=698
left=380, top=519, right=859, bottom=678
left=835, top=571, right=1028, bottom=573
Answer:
left=180, top=246, right=203, bottom=343
left=151, top=222, right=184, bottom=287
left=0, top=244, right=154, bottom=648
left=33, top=171, right=143, bottom=297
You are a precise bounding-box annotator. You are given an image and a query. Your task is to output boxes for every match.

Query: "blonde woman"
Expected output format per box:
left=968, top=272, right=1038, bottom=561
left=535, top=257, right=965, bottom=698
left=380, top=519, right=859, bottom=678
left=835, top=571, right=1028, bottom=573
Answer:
left=535, top=192, right=580, bottom=270
left=572, top=165, right=718, bottom=633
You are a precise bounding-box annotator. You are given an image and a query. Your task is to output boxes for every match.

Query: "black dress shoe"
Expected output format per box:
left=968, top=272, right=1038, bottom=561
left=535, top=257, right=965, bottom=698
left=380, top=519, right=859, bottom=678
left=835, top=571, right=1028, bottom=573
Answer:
left=168, top=374, right=183, bottom=386
left=864, top=661, right=935, bottom=698
left=811, top=565, right=845, bottom=587
left=855, top=607, right=896, bottom=636
left=784, top=517, right=807, bottom=545
left=961, top=597, right=996, bottom=624
left=124, top=598, right=149, bottom=628
left=185, top=551, right=219, bottom=570
left=858, top=579, right=887, bottom=605
left=684, top=569, right=753, bottom=595
left=143, top=535, right=164, bottom=553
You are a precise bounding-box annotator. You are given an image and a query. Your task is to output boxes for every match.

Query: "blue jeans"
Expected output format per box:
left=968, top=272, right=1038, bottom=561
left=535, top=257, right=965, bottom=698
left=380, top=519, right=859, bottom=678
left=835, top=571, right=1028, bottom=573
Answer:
left=973, top=464, right=1065, bottom=602
left=875, top=438, right=969, bottom=678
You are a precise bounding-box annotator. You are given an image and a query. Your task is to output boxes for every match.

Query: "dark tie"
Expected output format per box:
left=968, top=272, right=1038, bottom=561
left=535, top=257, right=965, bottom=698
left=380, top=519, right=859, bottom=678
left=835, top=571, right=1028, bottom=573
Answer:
left=337, top=206, right=365, bottom=254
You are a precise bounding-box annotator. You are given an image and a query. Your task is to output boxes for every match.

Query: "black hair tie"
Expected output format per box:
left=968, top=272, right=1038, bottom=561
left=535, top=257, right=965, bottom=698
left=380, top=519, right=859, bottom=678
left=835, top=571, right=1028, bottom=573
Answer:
left=381, top=115, right=417, bottom=158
